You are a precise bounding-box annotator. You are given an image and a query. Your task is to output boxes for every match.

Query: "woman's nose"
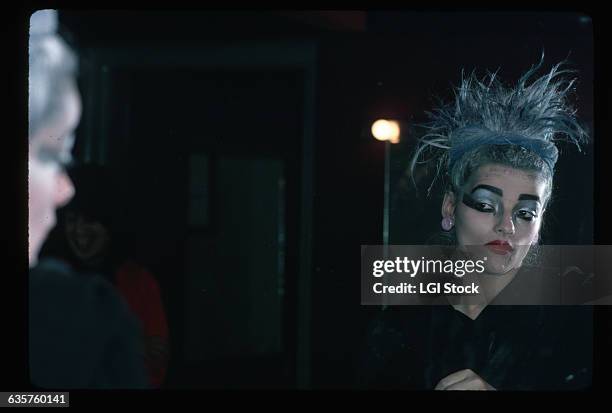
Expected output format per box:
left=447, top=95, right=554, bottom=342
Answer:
left=495, top=211, right=515, bottom=235
left=54, top=171, right=75, bottom=208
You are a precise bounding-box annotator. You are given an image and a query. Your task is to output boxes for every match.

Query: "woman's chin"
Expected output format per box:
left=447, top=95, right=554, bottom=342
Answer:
left=456, top=245, right=528, bottom=275
left=483, top=253, right=520, bottom=275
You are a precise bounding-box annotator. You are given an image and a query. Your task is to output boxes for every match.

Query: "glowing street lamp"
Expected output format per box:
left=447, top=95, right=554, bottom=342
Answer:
left=371, top=119, right=401, bottom=248
left=371, top=119, right=400, bottom=144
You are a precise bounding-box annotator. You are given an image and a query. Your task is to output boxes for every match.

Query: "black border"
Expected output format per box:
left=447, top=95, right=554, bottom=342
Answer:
left=8, top=3, right=611, bottom=405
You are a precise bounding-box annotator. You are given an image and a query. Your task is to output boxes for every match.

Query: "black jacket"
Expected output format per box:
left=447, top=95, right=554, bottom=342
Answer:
left=358, top=305, right=592, bottom=390
left=357, top=266, right=593, bottom=390
left=29, top=258, right=148, bottom=389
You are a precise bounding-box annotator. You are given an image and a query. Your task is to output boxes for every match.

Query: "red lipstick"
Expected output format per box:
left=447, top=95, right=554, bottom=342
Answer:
left=485, top=240, right=513, bottom=255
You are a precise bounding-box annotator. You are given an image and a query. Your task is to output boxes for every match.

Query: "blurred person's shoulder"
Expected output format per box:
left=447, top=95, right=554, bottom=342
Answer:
left=29, top=258, right=147, bottom=389
left=29, top=258, right=142, bottom=335
left=30, top=258, right=124, bottom=312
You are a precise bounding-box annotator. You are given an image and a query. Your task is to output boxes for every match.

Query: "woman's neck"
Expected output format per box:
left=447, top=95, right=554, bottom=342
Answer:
left=449, top=268, right=519, bottom=320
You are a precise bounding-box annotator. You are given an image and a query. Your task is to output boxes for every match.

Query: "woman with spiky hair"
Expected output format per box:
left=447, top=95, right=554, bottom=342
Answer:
left=358, top=56, right=593, bottom=390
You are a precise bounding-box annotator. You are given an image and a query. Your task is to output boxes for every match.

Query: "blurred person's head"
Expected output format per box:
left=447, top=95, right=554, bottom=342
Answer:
left=28, top=9, right=81, bottom=267
left=62, top=164, right=116, bottom=267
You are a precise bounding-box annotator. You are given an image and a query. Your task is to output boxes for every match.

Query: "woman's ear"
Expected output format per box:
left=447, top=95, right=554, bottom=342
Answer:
left=441, top=190, right=457, bottom=219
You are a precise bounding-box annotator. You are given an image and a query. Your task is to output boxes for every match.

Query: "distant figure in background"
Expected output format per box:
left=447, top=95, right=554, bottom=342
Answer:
left=41, top=164, right=170, bottom=388
left=28, top=9, right=148, bottom=388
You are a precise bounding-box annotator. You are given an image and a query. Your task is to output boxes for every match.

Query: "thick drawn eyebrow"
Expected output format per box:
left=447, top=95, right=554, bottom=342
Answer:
left=518, top=194, right=540, bottom=202
left=471, top=184, right=502, bottom=197
left=471, top=184, right=540, bottom=203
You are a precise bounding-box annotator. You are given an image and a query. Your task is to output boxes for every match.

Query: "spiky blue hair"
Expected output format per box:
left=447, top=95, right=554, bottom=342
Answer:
left=410, top=54, right=589, bottom=197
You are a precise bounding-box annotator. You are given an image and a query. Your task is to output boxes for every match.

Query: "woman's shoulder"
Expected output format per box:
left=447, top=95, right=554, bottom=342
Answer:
left=366, top=306, right=433, bottom=338
left=358, top=306, right=434, bottom=388
left=500, top=263, right=595, bottom=305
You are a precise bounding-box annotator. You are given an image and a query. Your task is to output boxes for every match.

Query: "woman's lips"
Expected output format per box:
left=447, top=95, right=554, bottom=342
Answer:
left=485, top=241, right=513, bottom=255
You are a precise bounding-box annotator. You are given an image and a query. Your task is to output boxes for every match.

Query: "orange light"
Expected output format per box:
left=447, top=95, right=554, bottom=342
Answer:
left=371, top=119, right=400, bottom=143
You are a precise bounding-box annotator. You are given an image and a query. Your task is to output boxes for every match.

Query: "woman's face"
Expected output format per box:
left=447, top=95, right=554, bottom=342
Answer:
left=28, top=86, right=81, bottom=267
left=442, top=163, right=547, bottom=275
left=64, top=211, right=110, bottom=262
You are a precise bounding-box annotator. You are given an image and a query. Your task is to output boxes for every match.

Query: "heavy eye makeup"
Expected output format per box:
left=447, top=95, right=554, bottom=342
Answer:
left=462, top=192, right=497, bottom=213
left=462, top=186, right=541, bottom=222
left=514, top=201, right=540, bottom=222
left=462, top=186, right=501, bottom=214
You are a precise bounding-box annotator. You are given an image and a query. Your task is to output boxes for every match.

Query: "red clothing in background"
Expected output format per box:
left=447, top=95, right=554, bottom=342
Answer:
left=115, top=261, right=168, bottom=387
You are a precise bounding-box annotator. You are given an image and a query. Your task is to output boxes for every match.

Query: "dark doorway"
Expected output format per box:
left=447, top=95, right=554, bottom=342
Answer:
left=100, top=66, right=306, bottom=388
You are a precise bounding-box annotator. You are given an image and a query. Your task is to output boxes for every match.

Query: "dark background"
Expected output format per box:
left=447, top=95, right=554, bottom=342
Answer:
left=16, top=9, right=607, bottom=392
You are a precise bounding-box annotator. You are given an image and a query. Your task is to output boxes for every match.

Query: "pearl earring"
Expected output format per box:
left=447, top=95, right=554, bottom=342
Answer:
left=441, top=216, right=454, bottom=231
